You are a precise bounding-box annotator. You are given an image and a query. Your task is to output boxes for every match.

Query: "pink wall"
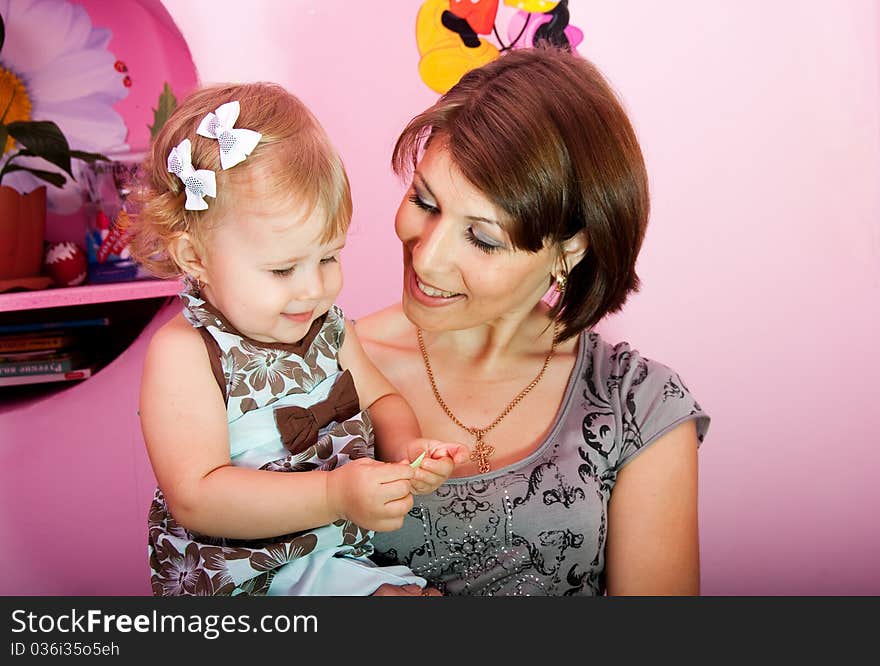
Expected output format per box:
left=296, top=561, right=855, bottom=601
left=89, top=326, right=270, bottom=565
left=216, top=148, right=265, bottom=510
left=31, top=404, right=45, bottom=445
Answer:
left=2, top=1, right=878, bottom=595
left=0, top=303, right=176, bottom=595
left=167, top=0, right=880, bottom=594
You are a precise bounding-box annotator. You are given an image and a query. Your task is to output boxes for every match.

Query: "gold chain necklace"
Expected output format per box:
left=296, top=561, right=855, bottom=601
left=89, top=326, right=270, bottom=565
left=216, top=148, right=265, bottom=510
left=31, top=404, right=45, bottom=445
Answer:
left=416, top=324, right=559, bottom=474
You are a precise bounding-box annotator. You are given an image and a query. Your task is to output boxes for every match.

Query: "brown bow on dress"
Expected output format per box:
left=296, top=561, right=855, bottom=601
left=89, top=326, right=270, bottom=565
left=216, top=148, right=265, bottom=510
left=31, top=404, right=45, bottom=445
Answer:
left=274, top=370, right=360, bottom=455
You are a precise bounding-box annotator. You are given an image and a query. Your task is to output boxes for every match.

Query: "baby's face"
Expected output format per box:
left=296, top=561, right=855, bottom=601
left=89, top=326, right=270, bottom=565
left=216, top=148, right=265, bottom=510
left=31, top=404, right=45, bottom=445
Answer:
left=199, top=203, right=345, bottom=344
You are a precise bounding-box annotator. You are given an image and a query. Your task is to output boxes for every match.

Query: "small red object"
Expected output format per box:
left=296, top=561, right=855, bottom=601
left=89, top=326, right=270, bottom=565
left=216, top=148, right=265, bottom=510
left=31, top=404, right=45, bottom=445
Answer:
left=448, top=0, right=499, bottom=35
left=97, top=211, right=132, bottom=263
left=114, top=60, right=128, bottom=72
left=96, top=210, right=110, bottom=230
left=123, top=76, right=132, bottom=88
left=43, top=241, right=88, bottom=288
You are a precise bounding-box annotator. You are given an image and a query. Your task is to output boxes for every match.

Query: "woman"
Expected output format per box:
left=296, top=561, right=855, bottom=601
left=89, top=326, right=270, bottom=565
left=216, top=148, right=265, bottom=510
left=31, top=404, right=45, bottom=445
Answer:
left=358, top=46, right=710, bottom=596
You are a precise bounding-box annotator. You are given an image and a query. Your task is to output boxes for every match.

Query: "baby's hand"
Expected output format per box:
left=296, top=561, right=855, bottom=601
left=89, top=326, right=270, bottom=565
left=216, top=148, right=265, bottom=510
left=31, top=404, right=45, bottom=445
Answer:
left=405, top=439, right=469, bottom=495
left=326, top=458, right=415, bottom=531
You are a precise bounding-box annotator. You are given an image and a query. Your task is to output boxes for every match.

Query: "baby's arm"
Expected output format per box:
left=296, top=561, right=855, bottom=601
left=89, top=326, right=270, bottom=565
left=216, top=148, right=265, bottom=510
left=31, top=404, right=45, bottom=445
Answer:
left=139, top=315, right=415, bottom=539
left=337, top=320, right=467, bottom=494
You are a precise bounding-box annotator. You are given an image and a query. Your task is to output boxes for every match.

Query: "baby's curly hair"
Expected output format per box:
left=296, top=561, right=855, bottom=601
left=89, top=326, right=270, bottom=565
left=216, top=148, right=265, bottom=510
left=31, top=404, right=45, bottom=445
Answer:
left=128, top=82, right=352, bottom=278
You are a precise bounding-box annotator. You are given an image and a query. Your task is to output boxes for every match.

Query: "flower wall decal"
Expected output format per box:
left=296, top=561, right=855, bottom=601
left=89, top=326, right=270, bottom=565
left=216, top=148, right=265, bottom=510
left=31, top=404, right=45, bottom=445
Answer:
left=0, top=0, right=129, bottom=213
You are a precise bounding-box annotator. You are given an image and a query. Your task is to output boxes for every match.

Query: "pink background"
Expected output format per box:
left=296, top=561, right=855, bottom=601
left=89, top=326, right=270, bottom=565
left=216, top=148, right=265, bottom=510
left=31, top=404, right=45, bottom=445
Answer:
left=1, top=0, right=878, bottom=595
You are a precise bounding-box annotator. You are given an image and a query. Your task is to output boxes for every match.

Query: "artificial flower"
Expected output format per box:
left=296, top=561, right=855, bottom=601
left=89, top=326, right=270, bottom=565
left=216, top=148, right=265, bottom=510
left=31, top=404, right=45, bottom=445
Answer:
left=507, top=2, right=583, bottom=51
left=0, top=0, right=128, bottom=212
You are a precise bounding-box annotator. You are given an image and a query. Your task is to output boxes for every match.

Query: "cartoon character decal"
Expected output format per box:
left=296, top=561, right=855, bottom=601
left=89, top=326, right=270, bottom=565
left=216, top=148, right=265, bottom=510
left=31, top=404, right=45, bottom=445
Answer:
left=417, top=0, right=583, bottom=94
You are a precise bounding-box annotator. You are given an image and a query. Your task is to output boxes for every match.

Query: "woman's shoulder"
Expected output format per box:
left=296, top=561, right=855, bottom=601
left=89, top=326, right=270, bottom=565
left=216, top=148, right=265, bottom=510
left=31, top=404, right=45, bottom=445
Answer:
left=353, top=303, right=413, bottom=349
left=578, top=331, right=710, bottom=464
left=582, top=332, right=678, bottom=390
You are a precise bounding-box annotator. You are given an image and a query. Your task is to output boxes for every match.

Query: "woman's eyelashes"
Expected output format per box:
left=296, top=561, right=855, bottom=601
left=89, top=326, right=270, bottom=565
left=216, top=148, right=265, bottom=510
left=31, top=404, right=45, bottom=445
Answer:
left=409, top=191, right=504, bottom=254
left=465, top=228, right=502, bottom=254
left=408, top=193, right=438, bottom=215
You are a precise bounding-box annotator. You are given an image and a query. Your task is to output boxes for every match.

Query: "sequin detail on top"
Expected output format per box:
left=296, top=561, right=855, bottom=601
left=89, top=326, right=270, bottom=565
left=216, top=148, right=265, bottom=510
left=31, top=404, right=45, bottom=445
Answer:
left=148, top=286, right=377, bottom=596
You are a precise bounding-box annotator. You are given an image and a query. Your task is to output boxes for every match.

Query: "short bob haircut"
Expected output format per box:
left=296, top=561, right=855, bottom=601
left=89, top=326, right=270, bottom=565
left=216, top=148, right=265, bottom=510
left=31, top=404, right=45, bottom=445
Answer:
left=129, top=82, right=351, bottom=278
left=393, top=46, right=649, bottom=341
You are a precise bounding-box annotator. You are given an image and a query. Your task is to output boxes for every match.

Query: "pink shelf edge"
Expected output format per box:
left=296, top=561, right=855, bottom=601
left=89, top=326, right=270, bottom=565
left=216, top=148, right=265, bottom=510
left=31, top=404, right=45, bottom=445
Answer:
left=0, top=279, right=183, bottom=312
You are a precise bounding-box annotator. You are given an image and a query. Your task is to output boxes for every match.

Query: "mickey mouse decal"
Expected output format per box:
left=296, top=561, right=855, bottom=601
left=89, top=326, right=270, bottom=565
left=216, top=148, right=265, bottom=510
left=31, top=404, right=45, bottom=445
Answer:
left=417, top=0, right=584, bottom=93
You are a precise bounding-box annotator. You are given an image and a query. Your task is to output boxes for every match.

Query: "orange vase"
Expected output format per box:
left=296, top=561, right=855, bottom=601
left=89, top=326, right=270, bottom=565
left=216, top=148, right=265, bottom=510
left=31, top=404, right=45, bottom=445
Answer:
left=0, top=185, right=53, bottom=292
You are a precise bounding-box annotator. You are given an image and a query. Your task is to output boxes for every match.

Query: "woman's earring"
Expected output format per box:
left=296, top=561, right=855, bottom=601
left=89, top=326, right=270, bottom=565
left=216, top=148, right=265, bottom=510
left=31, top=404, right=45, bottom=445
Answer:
left=555, top=272, right=567, bottom=297
left=551, top=272, right=567, bottom=313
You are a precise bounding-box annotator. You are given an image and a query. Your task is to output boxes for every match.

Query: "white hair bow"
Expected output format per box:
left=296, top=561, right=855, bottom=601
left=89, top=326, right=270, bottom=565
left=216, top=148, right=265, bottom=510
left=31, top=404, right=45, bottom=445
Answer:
left=196, top=100, right=263, bottom=170
left=167, top=139, right=217, bottom=211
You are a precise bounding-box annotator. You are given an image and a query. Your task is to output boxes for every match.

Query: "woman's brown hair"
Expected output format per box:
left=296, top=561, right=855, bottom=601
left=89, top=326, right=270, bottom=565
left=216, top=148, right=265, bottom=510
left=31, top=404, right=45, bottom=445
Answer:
left=393, top=46, right=649, bottom=340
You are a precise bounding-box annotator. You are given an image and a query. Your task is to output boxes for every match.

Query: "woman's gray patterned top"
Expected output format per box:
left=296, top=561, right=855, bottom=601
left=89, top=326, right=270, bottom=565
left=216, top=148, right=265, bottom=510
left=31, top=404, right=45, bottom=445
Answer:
left=371, top=331, right=710, bottom=596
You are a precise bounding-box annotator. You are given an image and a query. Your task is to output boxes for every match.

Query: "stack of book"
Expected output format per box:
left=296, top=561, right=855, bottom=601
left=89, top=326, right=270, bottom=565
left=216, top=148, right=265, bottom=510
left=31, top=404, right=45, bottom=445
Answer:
left=0, top=318, right=108, bottom=387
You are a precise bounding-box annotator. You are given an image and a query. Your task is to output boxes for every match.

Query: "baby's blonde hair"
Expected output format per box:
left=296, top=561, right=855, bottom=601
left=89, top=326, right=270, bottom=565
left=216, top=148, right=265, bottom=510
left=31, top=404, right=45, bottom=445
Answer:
left=129, top=82, right=352, bottom=277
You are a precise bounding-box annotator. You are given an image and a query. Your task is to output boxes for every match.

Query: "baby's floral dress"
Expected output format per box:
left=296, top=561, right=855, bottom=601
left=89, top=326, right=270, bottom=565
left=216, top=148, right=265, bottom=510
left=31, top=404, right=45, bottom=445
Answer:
left=148, top=286, right=423, bottom=595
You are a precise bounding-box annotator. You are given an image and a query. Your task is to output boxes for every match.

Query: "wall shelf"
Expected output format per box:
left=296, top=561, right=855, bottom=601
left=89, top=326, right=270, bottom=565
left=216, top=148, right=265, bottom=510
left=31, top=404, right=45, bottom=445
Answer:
left=0, top=279, right=182, bottom=313
left=0, top=279, right=183, bottom=402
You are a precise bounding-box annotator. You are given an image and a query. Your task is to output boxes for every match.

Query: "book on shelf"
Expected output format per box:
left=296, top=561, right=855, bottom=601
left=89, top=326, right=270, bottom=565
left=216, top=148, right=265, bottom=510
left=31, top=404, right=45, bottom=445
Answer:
left=0, top=366, right=94, bottom=387
left=0, top=331, right=79, bottom=353
left=0, top=317, right=110, bottom=335
left=0, top=351, right=88, bottom=377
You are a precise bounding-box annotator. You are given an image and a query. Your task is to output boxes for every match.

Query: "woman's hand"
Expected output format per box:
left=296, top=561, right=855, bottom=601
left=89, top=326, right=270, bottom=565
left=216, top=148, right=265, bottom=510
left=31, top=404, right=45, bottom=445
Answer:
left=407, top=439, right=469, bottom=495
left=325, top=458, right=415, bottom=532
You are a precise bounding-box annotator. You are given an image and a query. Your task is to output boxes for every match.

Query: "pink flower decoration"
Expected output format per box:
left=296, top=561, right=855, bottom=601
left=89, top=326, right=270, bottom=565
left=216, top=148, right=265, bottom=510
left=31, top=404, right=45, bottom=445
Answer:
left=507, top=10, right=584, bottom=50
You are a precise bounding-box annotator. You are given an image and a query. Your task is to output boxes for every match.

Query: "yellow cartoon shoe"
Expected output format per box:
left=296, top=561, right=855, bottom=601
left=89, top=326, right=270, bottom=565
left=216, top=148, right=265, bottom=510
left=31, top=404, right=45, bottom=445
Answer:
left=416, top=0, right=501, bottom=93
left=416, top=0, right=461, bottom=56
left=419, top=39, right=499, bottom=94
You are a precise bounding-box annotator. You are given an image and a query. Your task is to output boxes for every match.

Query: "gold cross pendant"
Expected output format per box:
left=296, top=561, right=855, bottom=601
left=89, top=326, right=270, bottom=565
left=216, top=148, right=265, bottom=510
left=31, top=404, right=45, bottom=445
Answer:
left=470, top=433, right=495, bottom=474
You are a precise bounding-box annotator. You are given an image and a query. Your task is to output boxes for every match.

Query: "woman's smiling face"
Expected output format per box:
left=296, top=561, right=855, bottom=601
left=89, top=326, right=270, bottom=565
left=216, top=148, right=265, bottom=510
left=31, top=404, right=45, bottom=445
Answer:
left=395, top=140, right=556, bottom=333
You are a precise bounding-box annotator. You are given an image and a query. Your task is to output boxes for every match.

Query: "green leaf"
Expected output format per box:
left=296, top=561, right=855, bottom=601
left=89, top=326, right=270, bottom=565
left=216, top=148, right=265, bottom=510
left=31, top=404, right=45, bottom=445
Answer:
left=148, top=82, right=177, bottom=140
left=2, top=163, right=66, bottom=188
left=6, top=120, right=73, bottom=177
left=8, top=149, right=106, bottom=185
left=20, top=148, right=108, bottom=164
left=69, top=150, right=110, bottom=163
